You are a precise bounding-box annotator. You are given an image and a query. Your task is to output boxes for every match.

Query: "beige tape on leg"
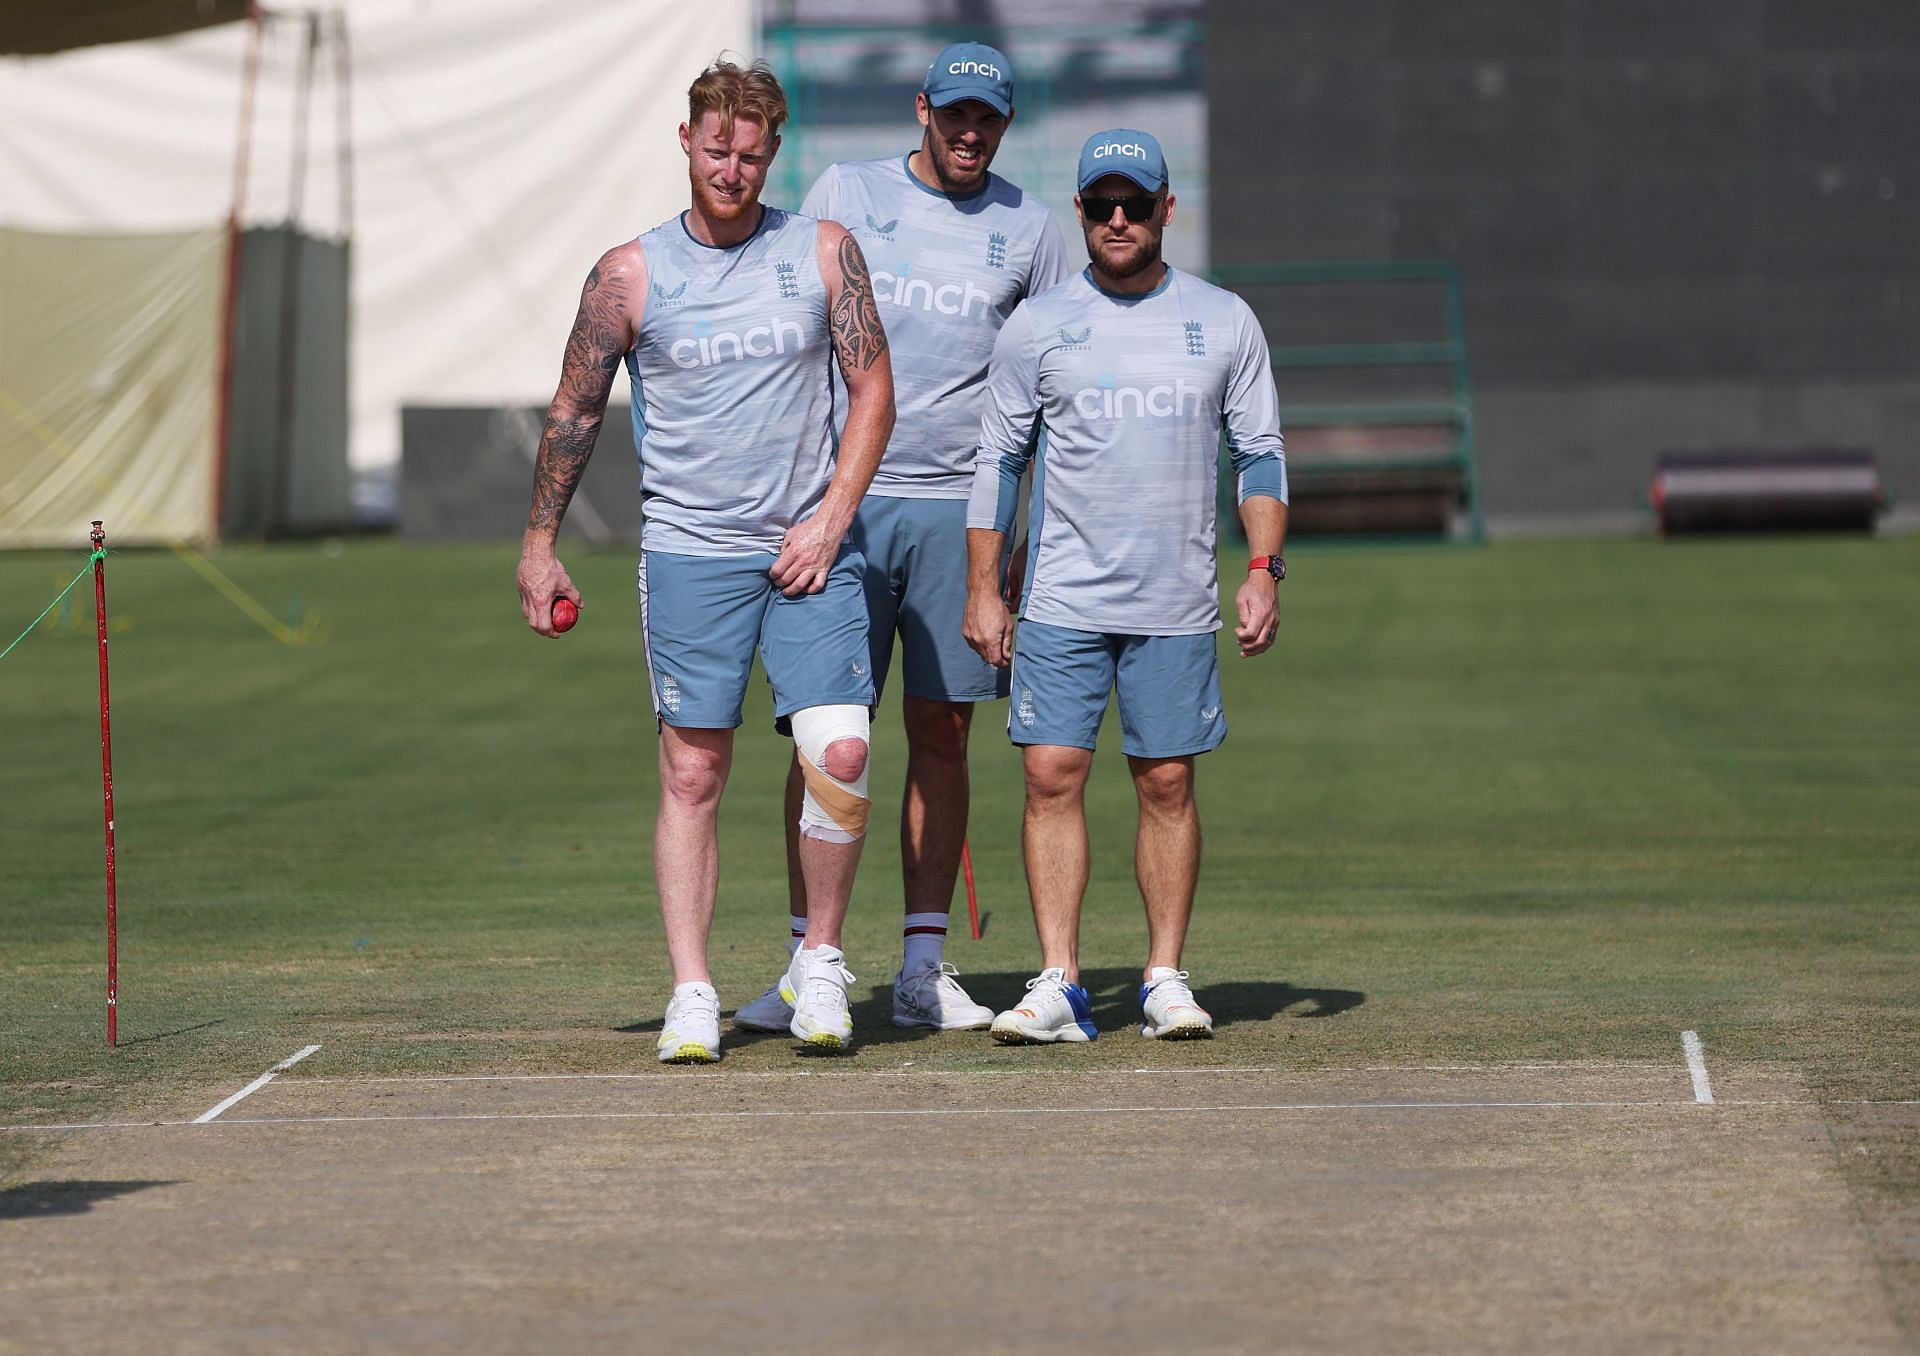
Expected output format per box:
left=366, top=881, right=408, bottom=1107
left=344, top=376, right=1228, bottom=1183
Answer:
left=797, top=752, right=870, bottom=840
left=790, top=703, right=871, bottom=843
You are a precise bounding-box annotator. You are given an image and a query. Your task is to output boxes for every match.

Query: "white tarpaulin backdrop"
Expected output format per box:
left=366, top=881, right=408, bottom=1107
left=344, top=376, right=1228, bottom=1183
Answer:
left=1, top=0, right=751, bottom=542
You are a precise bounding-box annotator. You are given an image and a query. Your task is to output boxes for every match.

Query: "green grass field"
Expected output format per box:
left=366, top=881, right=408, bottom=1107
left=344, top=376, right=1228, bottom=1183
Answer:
left=3, top=535, right=1917, bottom=1318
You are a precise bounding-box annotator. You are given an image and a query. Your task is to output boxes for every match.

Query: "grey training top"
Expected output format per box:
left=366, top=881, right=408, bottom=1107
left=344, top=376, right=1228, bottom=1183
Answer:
left=627, top=207, right=835, bottom=556
left=802, top=155, right=1069, bottom=499
left=967, top=266, right=1287, bottom=636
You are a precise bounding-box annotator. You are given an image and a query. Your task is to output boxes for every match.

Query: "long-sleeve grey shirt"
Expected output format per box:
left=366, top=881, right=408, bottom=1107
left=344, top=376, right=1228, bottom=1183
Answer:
left=967, top=266, right=1286, bottom=635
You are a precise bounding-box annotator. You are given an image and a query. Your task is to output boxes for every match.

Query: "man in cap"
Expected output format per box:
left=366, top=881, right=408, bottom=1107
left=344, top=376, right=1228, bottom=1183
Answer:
left=962, top=129, right=1288, bottom=1043
left=733, top=43, right=1070, bottom=1036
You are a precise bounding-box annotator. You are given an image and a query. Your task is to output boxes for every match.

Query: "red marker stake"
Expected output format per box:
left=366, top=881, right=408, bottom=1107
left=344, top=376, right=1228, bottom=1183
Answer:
left=92, top=521, right=117, bottom=1048
left=961, top=839, right=981, bottom=941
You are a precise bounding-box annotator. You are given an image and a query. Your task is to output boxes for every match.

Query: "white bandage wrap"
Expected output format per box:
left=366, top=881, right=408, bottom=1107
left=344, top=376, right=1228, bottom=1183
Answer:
left=789, top=704, right=871, bottom=843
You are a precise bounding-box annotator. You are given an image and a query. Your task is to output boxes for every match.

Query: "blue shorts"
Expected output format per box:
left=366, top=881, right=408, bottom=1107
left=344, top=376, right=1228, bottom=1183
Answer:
left=851, top=496, right=1009, bottom=705
left=638, top=547, right=874, bottom=729
left=1008, top=619, right=1226, bottom=758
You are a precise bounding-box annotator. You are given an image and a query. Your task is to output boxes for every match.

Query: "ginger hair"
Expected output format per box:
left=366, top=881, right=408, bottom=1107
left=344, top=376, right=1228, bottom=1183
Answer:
left=687, top=56, right=789, bottom=139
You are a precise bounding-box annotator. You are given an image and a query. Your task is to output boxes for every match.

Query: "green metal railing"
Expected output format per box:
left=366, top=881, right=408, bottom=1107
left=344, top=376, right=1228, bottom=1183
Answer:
left=760, top=21, right=1206, bottom=220
left=1211, top=259, right=1485, bottom=543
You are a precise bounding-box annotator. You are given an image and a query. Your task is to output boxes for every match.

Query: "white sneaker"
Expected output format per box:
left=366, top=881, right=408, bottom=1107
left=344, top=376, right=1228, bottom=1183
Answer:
left=1139, top=968, right=1213, bottom=1040
left=780, top=945, right=855, bottom=1050
left=732, top=978, right=795, bottom=1032
left=892, top=961, right=994, bottom=1030
left=657, top=982, right=721, bottom=1063
left=989, top=967, right=1098, bottom=1044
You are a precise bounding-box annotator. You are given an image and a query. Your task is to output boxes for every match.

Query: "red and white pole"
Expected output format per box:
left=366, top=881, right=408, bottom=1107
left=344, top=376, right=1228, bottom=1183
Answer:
left=92, top=521, right=118, bottom=1047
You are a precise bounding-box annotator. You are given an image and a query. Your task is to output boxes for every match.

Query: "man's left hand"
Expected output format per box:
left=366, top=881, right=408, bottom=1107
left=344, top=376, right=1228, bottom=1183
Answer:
left=1233, top=575, right=1278, bottom=657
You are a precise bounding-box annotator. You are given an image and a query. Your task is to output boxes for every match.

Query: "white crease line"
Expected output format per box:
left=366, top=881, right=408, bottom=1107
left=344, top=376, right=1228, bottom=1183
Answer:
left=288, top=1061, right=1665, bottom=1086
left=171, top=1099, right=1743, bottom=1127
left=1681, top=1030, right=1714, bottom=1105
left=1829, top=1099, right=1920, bottom=1105
left=192, top=1045, right=322, bottom=1124
left=10, top=1097, right=1903, bottom=1134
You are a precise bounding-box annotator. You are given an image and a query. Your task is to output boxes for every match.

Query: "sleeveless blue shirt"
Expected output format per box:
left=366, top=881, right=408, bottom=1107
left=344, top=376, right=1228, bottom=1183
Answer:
left=627, top=207, right=836, bottom=555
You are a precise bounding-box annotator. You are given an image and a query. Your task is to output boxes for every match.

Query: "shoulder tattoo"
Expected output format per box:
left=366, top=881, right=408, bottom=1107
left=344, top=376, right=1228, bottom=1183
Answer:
left=830, top=234, right=889, bottom=373
left=561, top=263, right=629, bottom=398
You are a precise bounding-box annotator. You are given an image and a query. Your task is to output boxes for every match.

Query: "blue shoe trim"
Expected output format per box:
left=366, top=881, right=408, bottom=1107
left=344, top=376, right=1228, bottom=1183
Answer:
left=1067, top=983, right=1098, bottom=1040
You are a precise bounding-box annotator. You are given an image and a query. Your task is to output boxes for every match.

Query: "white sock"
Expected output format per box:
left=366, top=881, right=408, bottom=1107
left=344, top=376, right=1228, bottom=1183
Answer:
left=902, top=913, right=948, bottom=971
left=788, top=915, right=807, bottom=956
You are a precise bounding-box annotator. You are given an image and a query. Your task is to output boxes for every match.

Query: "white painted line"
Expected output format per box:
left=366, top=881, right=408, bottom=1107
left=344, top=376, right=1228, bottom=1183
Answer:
left=1682, top=1030, right=1714, bottom=1104
left=1133, top=1063, right=1657, bottom=1075
left=1829, top=1099, right=1920, bottom=1105
left=202, top=1098, right=1688, bottom=1127
left=192, top=1045, right=322, bottom=1124
left=13, top=1096, right=1909, bottom=1136
left=289, top=1061, right=1662, bottom=1087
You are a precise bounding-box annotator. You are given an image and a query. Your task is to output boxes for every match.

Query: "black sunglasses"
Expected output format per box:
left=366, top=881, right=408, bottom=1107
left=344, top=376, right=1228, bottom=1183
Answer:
left=1081, top=192, right=1159, bottom=224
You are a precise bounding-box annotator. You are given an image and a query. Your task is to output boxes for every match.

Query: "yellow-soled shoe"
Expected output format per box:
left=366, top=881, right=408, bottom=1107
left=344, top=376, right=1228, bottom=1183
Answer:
left=657, top=982, right=721, bottom=1063
left=781, top=945, right=855, bottom=1052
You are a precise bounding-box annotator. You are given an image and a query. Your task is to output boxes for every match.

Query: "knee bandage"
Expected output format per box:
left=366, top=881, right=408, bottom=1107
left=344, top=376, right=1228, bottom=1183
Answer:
left=789, top=704, right=871, bottom=843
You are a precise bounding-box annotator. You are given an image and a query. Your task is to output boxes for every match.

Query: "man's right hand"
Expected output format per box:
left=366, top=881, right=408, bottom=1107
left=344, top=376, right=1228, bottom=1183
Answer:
left=963, top=587, right=1014, bottom=669
left=518, top=546, right=581, bottom=638
left=1002, top=539, right=1029, bottom=608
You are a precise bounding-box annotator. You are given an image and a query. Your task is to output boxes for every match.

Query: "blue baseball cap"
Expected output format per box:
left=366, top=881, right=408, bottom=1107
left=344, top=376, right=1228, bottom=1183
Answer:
left=922, top=42, right=1014, bottom=117
left=1077, top=128, right=1168, bottom=194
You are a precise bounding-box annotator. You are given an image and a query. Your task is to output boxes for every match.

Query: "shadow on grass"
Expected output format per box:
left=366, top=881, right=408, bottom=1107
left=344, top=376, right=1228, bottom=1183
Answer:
left=113, top=1020, right=224, bottom=1047
left=613, top=972, right=1365, bottom=1046
left=0, top=1180, right=175, bottom=1220
left=1073, top=969, right=1366, bottom=1033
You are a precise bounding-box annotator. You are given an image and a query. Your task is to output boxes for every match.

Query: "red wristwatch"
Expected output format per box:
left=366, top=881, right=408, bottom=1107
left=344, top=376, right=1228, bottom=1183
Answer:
left=1249, top=555, right=1286, bottom=582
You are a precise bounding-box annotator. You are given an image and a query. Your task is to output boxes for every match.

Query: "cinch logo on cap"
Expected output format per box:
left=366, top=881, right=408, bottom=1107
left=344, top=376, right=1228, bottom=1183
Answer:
left=923, top=42, right=1015, bottom=116
left=1078, top=127, right=1167, bottom=192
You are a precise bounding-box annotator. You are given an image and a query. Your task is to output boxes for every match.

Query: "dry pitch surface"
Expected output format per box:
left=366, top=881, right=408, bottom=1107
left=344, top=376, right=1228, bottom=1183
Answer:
left=2, top=1051, right=1911, bottom=1354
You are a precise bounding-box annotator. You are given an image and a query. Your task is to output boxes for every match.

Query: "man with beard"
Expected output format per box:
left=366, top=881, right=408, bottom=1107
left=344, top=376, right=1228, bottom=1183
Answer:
left=961, top=129, right=1288, bottom=1043
left=733, top=43, right=1068, bottom=1036
left=516, top=59, right=895, bottom=1062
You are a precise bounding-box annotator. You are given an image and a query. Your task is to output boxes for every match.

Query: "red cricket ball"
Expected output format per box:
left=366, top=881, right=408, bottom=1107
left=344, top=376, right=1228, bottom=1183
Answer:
left=551, top=597, right=578, bottom=633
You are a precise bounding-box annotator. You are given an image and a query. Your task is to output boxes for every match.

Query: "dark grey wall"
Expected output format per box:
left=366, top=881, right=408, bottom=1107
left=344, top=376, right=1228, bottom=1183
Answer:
left=1207, top=0, right=1919, bottom=523
left=400, top=405, right=645, bottom=544
left=225, top=228, right=351, bottom=537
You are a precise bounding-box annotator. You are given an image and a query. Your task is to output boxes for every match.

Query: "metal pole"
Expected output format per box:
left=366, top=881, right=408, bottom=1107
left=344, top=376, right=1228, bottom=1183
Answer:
left=273, top=11, right=321, bottom=537
left=215, top=4, right=266, bottom=543
left=333, top=8, right=354, bottom=238
left=92, top=521, right=118, bottom=1047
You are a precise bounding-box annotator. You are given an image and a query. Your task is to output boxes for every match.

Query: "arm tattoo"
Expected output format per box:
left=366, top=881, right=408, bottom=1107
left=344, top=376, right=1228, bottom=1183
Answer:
left=527, top=262, right=632, bottom=535
left=830, top=234, right=889, bottom=373
left=560, top=265, right=626, bottom=390
left=527, top=411, right=602, bottom=536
